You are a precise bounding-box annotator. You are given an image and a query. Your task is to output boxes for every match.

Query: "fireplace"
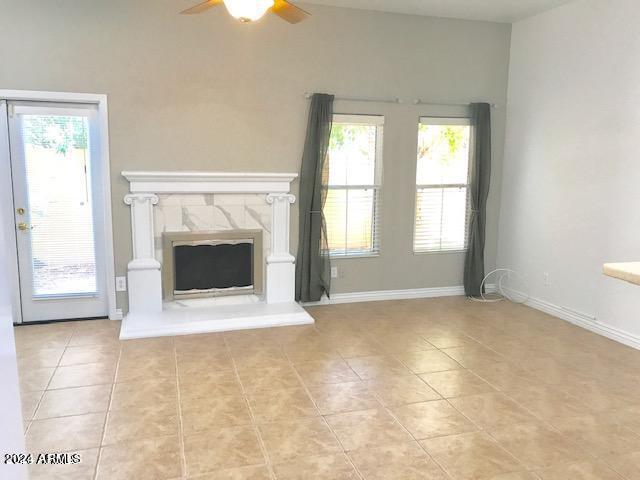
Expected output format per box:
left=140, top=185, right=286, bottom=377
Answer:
left=162, top=230, right=263, bottom=301
left=121, top=171, right=313, bottom=340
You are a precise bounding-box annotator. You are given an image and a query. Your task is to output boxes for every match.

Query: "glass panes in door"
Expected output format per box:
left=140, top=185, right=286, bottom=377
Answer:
left=20, top=114, right=98, bottom=297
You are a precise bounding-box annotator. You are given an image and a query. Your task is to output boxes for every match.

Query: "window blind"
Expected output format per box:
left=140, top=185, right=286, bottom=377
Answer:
left=413, top=117, right=471, bottom=253
left=414, top=185, right=469, bottom=252
left=324, top=114, right=384, bottom=257
left=324, top=186, right=381, bottom=256
left=20, top=113, right=99, bottom=297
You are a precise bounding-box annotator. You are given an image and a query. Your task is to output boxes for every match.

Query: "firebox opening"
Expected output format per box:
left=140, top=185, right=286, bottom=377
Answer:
left=173, top=241, right=253, bottom=294
left=162, top=230, right=263, bottom=301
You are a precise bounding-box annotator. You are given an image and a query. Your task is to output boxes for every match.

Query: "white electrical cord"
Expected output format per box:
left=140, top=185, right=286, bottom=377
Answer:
left=468, top=268, right=530, bottom=304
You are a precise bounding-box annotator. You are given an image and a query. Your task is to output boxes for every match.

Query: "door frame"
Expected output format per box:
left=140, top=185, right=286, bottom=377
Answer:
left=0, top=90, right=121, bottom=322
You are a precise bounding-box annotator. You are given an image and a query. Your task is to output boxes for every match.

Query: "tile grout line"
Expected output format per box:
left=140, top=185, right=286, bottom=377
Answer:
left=94, top=337, right=123, bottom=480
left=435, top=351, right=605, bottom=475
left=23, top=325, right=123, bottom=478
left=284, top=337, right=366, bottom=480
left=440, top=396, right=531, bottom=477
left=21, top=326, right=76, bottom=476
left=269, top=324, right=367, bottom=478
left=318, top=311, right=464, bottom=477
left=600, top=455, right=636, bottom=480
left=381, top=396, right=456, bottom=480
left=225, top=334, right=277, bottom=480
left=257, top=311, right=622, bottom=474
left=330, top=312, right=614, bottom=475
left=319, top=414, right=365, bottom=480
left=15, top=305, right=640, bottom=479
left=434, top=349, right=555, bottom=475
left=349, top=330, right=536, bottom=478
left=172, top=338, right=188, bottom=479
left=28, top=329, right=74, bottom=424
left=298, top=319, right=463, bottom=478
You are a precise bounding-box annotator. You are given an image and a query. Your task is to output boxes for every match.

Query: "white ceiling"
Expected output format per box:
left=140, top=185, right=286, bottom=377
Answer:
left=302, top=0, right=575, bottom=23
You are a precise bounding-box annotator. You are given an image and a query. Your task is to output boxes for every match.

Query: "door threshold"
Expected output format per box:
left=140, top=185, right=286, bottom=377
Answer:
left=14, top=316, right=109, bottom=326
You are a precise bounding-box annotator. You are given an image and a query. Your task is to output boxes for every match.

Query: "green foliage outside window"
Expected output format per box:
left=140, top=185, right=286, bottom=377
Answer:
left=329, top=123, right=373, bottom=156
left=23, top=115, right=88, bottom=155
left=418, top=124, right=467, bottom=165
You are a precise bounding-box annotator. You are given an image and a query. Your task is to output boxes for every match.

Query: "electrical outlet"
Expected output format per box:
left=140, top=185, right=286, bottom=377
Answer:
left=115, top=276, right=127, bottom=292
left=331, top=266, right=338, bottom=279
left=543, top=272, right=550, bottom=287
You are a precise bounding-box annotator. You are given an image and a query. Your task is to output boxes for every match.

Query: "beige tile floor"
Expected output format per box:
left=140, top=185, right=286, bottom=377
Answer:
left=13, top=297, right=640, bottom=479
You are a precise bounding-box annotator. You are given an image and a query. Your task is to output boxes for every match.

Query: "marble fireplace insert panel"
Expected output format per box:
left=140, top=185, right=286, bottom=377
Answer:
left=153, top=193, right=271, bottom=264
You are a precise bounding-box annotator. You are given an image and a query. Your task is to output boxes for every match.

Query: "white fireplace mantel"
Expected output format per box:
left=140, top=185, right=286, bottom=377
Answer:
left=120, top=170, right=313, bottom=339
left=122, top=171, right=298, bottom=194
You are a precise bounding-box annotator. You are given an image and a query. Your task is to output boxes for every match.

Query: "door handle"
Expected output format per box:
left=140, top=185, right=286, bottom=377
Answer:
left=17, top=222, right=32, bottom=231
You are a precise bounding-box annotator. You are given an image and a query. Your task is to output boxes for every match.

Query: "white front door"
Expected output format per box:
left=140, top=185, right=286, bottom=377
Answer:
left=7, top=101, right=108, bottom=322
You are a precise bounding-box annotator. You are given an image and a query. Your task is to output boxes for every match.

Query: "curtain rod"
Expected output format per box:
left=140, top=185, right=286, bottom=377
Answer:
left=303, top=92, right=498, bottom=108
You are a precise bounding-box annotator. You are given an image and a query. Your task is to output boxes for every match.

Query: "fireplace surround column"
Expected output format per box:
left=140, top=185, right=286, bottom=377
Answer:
left=265, top=193, right=296, bottom=303
left=124, top=193, right=162, bottom=314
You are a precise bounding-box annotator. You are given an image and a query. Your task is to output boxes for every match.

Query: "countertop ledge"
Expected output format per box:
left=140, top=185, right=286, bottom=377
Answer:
left=603, top=262, right=640, bottom=286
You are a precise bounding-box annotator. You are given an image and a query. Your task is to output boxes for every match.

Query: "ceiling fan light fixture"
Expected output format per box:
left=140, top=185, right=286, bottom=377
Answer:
left=223, top=0, right=274, bottom=22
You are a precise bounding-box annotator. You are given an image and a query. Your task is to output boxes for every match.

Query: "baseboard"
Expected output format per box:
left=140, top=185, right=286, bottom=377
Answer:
left=510, top=290, right=640, bottom=351
left=305, top=284, right=640, bottom=351
left=303, top=285, right=468, bottom=306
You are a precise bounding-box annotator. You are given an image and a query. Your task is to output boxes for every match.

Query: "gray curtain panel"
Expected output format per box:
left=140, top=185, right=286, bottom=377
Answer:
left=464, top=103, right=492, bottom=297
left=295, top=93, right=334, bottom=302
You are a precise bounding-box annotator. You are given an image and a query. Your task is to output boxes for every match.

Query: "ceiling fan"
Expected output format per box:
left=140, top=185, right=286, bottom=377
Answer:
left=180, top=0, right=310, bottom=24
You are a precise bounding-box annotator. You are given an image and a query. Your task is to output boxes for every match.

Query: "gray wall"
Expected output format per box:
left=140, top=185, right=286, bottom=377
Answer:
left=497, top=0, right=640, bottom=338
left=0, top=1, right=511, bottom=312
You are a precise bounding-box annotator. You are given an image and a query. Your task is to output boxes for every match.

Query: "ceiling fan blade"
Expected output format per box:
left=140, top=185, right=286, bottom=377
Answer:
left=270, top=0, right=310, bottom=24
left=180, top=0, right=223, bottom=15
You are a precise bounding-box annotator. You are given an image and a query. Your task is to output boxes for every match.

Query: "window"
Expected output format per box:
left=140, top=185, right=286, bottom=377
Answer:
left=414, top=117, right=471, bottom=253
left=323, top=114, right=383, bottom=257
